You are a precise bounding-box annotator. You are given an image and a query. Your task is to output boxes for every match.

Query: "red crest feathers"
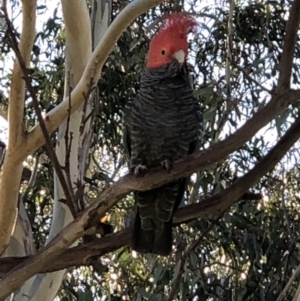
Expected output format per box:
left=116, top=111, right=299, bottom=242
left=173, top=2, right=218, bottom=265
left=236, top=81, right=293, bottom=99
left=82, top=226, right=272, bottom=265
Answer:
left=146, top=13, right=198, bottom=69
left=159, top=13, right=198, bottom=37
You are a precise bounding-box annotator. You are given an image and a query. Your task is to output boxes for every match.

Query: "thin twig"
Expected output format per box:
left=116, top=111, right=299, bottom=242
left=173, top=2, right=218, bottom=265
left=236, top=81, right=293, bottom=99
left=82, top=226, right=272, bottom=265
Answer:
left=276, top=265, right=300, bottom=301
left=79, top=89, right=92, bottom=138
left=22, top=153, right=40, bottom=200
left=233, top=62, right=273, bottom=94
left=292, top=281, right=300, bottom=301
left=63, top=72, right=79, bottom=213
left=277, top=0, right=300, bottom=89
left=64, top=71, right=73, bottom=178
left=2, top=6, right=77, bottom=218
left=111, top=155, right=125, bottom=181
left=225, top=0, right=234, bottom=97
left=0, top=110, right=300, bottom=293
left=76, top=88, right=96, bottom=211
left=103, top=154, right=125, bottom=189
left=1, top=85, right=300, bottom=299
left=167, top=211, right=225, bottom=301
left=213, top=0, right=235, bottom=138
left=280, top=164, right=295, bottom=244
left=214, top=1, right=239, bottom=140
left=279, top=163, right=296, bottom=293
left=202, top=261, right=244, bottom=273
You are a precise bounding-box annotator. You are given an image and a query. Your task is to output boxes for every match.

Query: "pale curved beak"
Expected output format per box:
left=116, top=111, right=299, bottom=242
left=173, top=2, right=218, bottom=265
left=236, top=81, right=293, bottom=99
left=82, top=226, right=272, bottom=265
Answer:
left=173, top=50, right=185, bottom=64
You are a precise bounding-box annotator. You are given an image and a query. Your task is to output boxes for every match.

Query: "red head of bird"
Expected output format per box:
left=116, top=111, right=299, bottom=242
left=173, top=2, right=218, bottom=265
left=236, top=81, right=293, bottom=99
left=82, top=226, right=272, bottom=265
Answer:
left=146, top=13, right=198, bottom=69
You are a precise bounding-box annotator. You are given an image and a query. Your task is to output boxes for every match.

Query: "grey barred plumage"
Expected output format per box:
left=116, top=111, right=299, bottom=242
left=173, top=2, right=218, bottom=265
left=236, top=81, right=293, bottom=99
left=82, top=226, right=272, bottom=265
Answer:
left=123, top=59, right=203, bottom=255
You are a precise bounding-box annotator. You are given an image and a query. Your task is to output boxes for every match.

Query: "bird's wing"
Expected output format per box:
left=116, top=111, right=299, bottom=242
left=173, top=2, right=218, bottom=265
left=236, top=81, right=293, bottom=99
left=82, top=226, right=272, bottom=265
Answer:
left=122, top=99, right=133, bottom=159
left=188, top=97, right=203, bottom=154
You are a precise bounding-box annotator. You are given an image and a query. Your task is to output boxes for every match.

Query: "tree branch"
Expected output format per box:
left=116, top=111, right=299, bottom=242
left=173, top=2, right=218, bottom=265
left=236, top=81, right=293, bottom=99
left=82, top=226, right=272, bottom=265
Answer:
left=19, top=0, right=300, bottom=166
left=21, top=0, right=165, bottom=164
left=233, top=62, right=273, bottom=94
left=276, top=264, right=300, bottom=301
left=0, top=229, right=131, bottom=277
left=61, top=0, right=92, bottom=84
left=0, top=0, right=37, bottom=256
left=0, top=193, right=259, bottom=275
left=167, top=212, right=225, bottom=301
left=174, top=116, right=300, bottom=224
left=3, top=0, right=36, bottom=144
left=13, top=0, right=300, bottom=166
left=1, top=107, right=300, bottom=299
left=4, top=7, right=77, bottom=218
left=1, top=0, right=300, bottom=296
left=0, top=196, right=261, bottom=275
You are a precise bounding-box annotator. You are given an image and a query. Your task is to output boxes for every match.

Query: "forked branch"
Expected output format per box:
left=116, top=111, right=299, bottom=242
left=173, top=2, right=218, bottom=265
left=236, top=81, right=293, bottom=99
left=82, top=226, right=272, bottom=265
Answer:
left=1, top=107, right=300, bottom=299
left=3, top=11, right=76, bottom=218
left=22, top=0, right=165, bottom=164
left=0, top=0, right=37, bottom=257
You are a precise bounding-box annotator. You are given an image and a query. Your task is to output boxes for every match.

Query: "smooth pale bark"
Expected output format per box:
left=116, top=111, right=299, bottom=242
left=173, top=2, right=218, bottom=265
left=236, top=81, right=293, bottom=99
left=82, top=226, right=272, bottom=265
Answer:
left=3, top=157, right=38, bottom=265
left=0, top=0, right=165, bottom=299
left=12, top=0, right=93, bottom=300
left=0, top=0, right=164, bottom=259
left=0, top=0, right=165, bottom=260
left=20, top=0, right=165, bottom=163
left=1, top=0, right=300, bottom=298
left=1, top=87, right=300, bottom=300
left=0, top=0, right=37, bottom=256
left=0, top=147, right=35, bottom=272
left=0, top=0, right=164, bottom=260
left=11, top=1, right=112, bottom=300
left=3, top=200, right=35, bottom=258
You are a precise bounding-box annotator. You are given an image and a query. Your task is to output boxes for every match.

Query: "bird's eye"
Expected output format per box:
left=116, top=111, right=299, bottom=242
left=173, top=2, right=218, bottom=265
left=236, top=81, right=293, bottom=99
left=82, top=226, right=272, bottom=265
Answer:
left=161, top=49, right=166, bottom=55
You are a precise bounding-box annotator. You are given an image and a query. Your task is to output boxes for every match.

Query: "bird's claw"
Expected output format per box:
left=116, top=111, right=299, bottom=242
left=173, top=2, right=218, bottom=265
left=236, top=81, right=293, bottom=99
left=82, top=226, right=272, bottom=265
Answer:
left=161, top=159, right=172, bottom=172
left=134, top=164, right=147, bottom=176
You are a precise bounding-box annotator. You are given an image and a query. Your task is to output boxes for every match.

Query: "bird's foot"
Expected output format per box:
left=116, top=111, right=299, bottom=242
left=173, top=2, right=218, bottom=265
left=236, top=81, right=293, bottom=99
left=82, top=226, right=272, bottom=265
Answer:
left=161, top=159, right=172, bottom=172
left=134, top=164, right=147, bottom=176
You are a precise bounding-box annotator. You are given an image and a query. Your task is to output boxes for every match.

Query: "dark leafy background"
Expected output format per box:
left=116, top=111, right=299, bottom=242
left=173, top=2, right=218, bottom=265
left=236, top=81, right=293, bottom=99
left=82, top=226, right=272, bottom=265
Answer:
left=1, top=0, right=300, bottom=300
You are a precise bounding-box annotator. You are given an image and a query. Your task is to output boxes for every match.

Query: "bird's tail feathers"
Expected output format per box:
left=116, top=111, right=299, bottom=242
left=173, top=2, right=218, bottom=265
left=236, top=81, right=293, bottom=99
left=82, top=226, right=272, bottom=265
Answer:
left=131, top=213, right=173, bottom=256
left=131, top=181, right=186, bottom=256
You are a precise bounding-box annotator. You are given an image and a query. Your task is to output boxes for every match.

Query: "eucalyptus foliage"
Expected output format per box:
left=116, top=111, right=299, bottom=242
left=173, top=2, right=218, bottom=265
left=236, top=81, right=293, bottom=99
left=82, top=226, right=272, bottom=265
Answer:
left=1, top=0, right=300, bottom=300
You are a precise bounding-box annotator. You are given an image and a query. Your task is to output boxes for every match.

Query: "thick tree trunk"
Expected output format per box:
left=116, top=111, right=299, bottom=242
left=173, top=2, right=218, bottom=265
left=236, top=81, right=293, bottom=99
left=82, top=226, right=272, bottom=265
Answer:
left=0, top=0, right=164, bottom=298
left=0, top=0, right=37, bottom=257
left=9, top=1, right=111, bottom=300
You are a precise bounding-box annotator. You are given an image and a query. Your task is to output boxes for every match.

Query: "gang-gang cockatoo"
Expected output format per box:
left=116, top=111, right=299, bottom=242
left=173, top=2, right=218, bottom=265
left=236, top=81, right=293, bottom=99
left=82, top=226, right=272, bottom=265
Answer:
left=123, top=13, right=203, bottom=255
